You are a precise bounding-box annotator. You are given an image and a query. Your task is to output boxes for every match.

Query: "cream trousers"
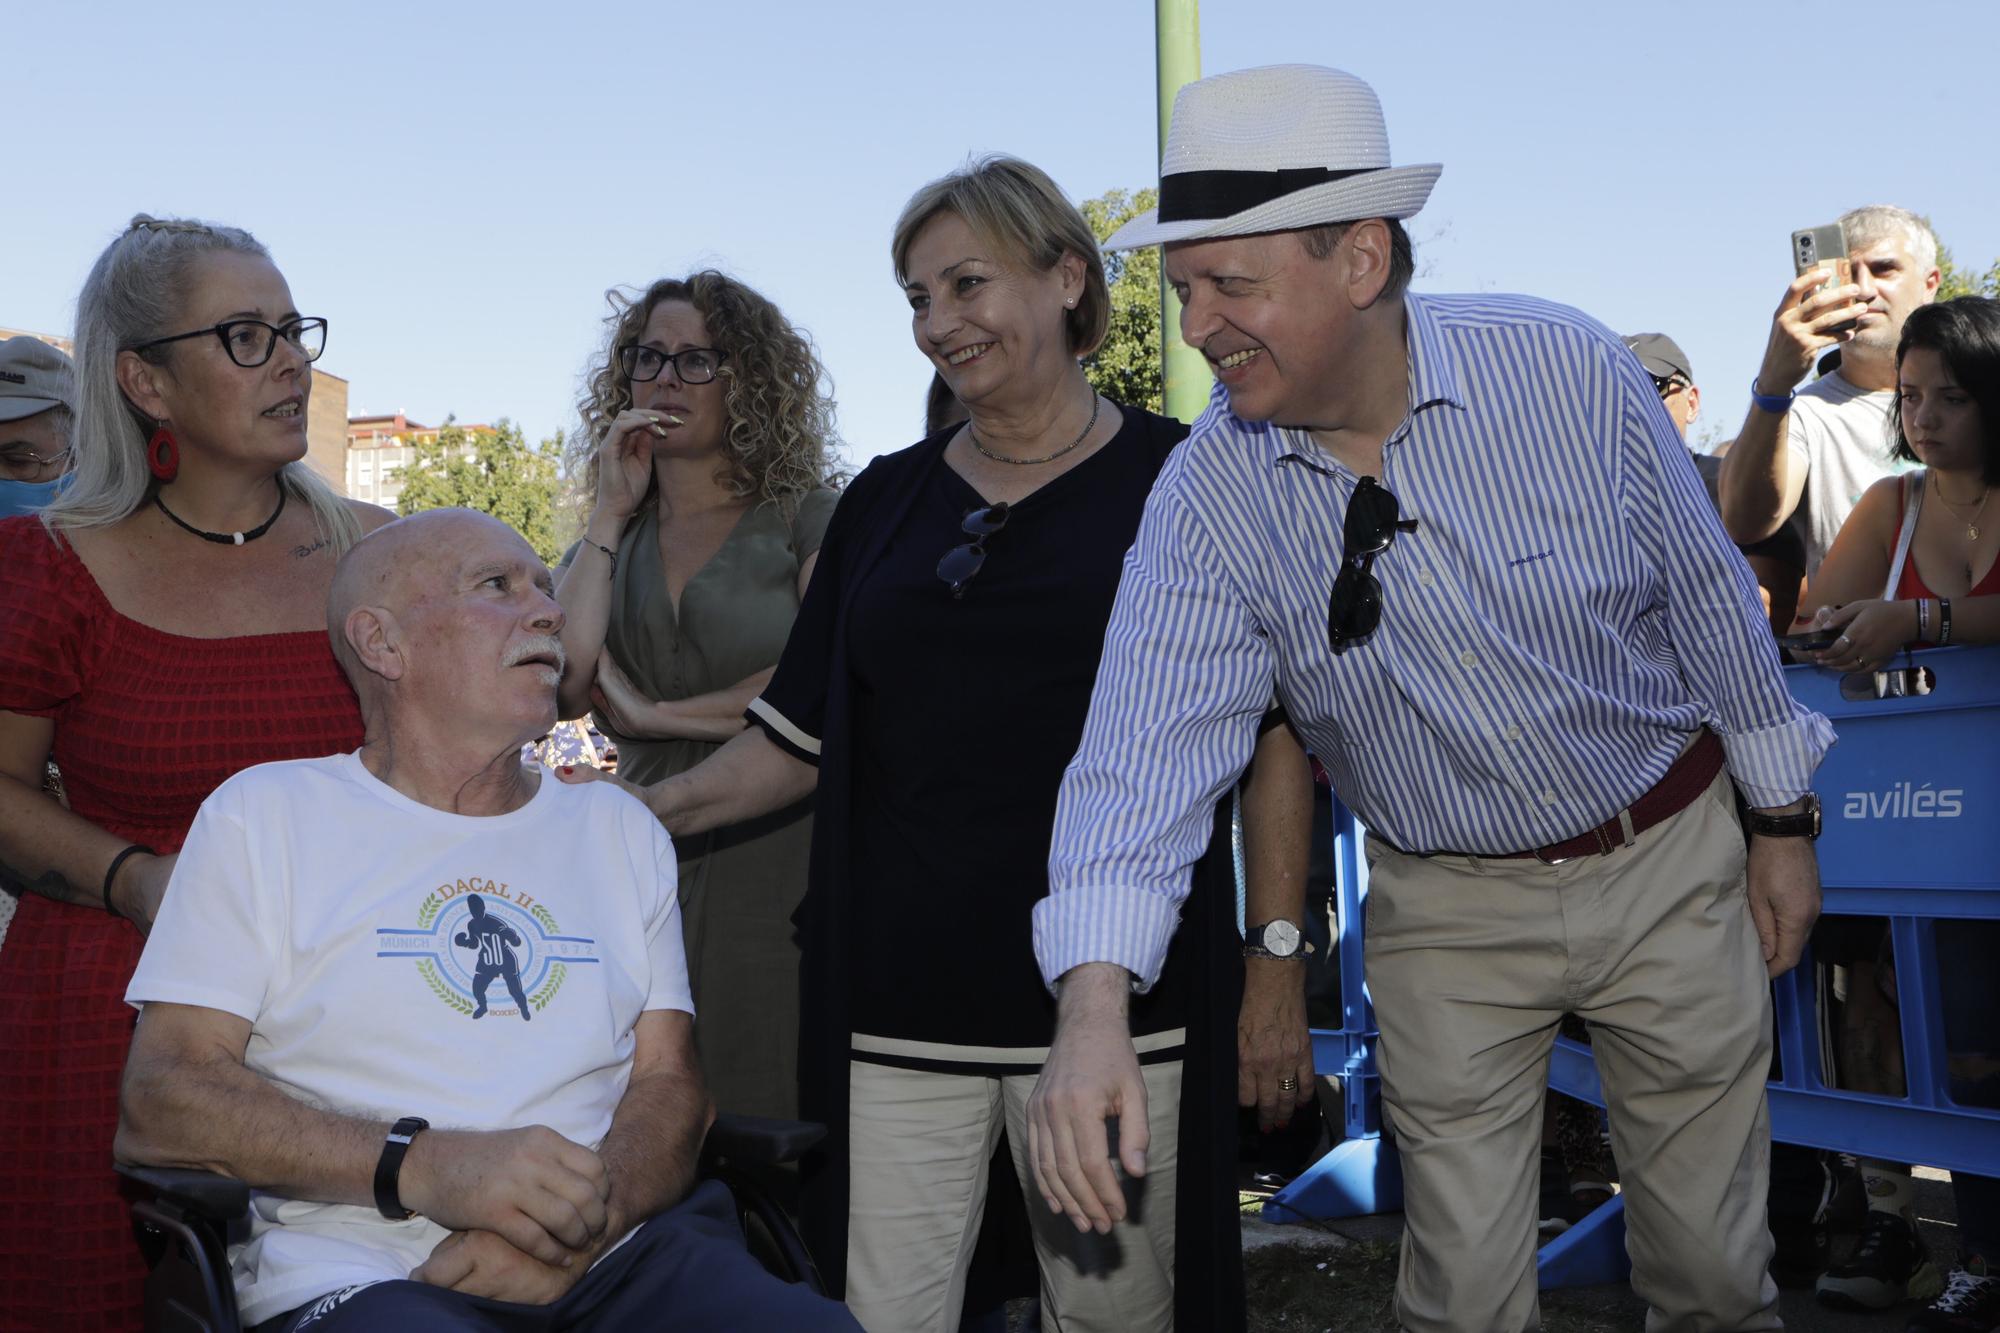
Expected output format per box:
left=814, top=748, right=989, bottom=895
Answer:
left=1366, top=771, right=1781, bottom=1333
left=844, top=1058, right=1182, bottom=1333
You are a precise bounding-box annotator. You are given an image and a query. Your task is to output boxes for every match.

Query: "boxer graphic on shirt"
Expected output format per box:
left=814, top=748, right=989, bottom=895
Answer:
left=454, top=894, right=532, bottom=1021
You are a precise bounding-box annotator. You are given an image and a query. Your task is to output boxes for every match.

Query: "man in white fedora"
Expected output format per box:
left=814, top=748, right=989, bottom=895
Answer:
left=1025, top=64, right=1830, bottom=1331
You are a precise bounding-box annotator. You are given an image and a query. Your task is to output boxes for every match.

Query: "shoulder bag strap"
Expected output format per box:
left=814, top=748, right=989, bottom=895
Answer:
left=1881, top=470, right=1925, bottom=601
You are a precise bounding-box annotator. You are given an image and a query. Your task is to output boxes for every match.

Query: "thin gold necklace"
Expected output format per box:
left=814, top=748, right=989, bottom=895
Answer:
left=1930, top=471, right=1993, bottom=541
left=966, top=392, right=1101, bottom=466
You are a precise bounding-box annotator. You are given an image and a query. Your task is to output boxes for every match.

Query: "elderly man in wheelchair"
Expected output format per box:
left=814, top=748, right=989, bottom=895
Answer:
left=114, top=510, right=858, bottom=1333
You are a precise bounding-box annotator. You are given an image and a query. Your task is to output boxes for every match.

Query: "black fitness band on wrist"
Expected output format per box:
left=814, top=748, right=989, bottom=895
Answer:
left=101, top=844, right=149, bottom=921
left=1939, top=597, right=1954, bottom=647
left=373, top=1116, right=430, bottom=1220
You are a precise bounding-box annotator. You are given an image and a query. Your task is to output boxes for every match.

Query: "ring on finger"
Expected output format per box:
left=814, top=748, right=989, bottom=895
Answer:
left=1277, top=1077, right=1298, bottom=1092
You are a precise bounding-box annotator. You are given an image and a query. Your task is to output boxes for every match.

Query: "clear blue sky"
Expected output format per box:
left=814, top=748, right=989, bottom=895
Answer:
left=6, top=0, right=1996, bottom=467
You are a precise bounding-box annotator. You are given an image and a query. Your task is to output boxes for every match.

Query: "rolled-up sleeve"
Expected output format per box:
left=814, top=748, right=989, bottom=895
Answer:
left=1035, top=486, right=1275, bottom=992
left=1614, top=353, right=1835, bottom=807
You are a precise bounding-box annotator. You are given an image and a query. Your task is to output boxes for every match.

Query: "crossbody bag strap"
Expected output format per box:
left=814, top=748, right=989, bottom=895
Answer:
left=1880, top=470, right=1925, bottom=601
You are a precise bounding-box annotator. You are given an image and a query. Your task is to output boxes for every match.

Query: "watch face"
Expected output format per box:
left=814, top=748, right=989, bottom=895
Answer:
left=1261, top=920, right=1302, bottom=956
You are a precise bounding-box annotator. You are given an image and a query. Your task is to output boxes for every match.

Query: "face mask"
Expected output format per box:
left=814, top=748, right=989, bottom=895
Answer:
left=0, top=473, right=73, bottom=520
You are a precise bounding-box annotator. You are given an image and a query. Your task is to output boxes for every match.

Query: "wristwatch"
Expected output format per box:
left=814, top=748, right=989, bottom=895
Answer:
left=373, top=1116, right=430, bottom=1220
left=1244, top=919, right=1306, bottom=960
left=1746, top=793, right=1821, bottom=840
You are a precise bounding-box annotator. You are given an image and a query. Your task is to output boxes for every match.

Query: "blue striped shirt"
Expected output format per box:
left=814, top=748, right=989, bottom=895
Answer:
left=1035, top=291, right=1836, bottom=991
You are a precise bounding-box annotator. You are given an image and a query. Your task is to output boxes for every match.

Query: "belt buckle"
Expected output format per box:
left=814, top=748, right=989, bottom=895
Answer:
left=1532, top=846, right=1579, bottom=866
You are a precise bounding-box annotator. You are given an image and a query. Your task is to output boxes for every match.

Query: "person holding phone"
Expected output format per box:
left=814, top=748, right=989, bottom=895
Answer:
left=1795, top=295, right=2000, bottom=1317
left=1719, top=206, right=1942, bottom=577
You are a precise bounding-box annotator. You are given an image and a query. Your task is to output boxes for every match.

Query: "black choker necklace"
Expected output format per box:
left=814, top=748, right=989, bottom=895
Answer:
left=154, top=484, right=287, bottom=545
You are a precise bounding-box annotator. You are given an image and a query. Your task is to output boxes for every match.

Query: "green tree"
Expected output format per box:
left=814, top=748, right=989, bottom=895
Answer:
left=396, top=418, right=565, bottom=564
left=1081, top=187, right=1164, bottom=413
left=1936, top=240, right=2000, bottom=301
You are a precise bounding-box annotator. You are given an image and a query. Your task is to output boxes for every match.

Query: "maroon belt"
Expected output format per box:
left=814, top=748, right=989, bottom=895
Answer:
left=1497, top=729, right=1726, bottom=864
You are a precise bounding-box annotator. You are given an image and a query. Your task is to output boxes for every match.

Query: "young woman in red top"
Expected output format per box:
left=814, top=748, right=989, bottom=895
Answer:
left=1796, top=296, right=2000, bottom=1318
left=0, top=215, right=392, bottom=1329
left=1803, top=296, right=2000, bottom=663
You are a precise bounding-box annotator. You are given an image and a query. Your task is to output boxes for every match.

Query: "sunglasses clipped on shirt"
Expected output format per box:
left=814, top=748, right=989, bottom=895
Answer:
left=1327, top=476, right=1418, bottom=655
left=936, top=501, right=1009, bottom=599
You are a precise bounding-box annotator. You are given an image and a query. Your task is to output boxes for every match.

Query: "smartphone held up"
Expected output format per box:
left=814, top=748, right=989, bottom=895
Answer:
left=1792, top=223, right=1857, bottom=335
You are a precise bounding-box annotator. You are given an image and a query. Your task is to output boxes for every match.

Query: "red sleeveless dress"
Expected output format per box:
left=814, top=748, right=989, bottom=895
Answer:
left=0, top=516, right=363, bottom=1331
left=1892, top=485, right=2000, bottom=647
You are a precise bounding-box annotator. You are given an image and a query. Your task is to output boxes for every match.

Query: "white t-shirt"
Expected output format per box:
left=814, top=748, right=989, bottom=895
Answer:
left=126, top=752, right=690, bottom=1326
left=1787, top=370, right=1902, bottom=576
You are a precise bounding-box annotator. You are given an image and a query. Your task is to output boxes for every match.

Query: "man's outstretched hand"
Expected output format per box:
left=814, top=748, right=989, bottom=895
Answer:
left=1026, top=963, right=1147, bottom=1235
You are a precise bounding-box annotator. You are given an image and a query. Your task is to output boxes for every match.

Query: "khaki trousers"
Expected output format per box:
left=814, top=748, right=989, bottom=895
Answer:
left=844, top=1058, right=1181, bottom=1333
left=1365, top=772, right=1781, bottom=1332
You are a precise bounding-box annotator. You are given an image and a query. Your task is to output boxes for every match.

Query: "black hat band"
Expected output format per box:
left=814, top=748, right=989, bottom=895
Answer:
left=1155, top=166, right=1382, bottom=223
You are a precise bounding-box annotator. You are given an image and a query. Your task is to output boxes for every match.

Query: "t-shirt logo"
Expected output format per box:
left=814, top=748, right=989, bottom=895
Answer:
left=376, top=877, right=602, bottom=1021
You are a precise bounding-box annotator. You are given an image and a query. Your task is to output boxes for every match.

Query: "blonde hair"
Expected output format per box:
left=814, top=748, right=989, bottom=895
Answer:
left=42, top=214, right=359, bottom=552
left=891, top=156, right=1110, bottom=359
left=572, top=271, right=842, bottom=513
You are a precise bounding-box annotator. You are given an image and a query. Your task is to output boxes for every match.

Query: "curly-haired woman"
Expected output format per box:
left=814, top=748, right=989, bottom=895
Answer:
left=555, top=271, right=841, bottom=1122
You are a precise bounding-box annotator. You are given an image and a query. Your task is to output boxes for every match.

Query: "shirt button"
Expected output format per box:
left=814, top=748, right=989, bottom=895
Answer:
left=1505, top=724, right=1523, bottom=741
left=1541, top=789, right=1560, bottom=806
left=1459, top=650, right=1478, bottom=669
left=1417, top=569, right=1434, bottom=587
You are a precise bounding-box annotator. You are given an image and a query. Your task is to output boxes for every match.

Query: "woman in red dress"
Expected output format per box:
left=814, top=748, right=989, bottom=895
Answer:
left=0, top=215, right=392, bottom=1329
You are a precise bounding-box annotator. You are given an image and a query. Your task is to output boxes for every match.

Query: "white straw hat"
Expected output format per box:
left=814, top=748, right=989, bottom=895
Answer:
left=1105, top=65, right=1441, bottom=251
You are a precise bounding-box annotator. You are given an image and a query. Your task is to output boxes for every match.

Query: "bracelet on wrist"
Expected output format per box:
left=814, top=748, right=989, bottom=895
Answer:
left=1916, top=598, right=1930, bottom=643
left=1749, top=377, right=1795, bottom=416
left=101, top=844, right=150, bottom=921
left=584, top=539, right=618, bottom=577
left=1939, top=597, right=1954, bottom=646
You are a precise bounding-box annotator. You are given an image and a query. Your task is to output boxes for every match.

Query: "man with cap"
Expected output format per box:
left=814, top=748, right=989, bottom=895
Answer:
left=0, top=335, right=75, bottom=521
left=1024, top=64, right=1829, bottom=1331
left=1626, top=331, right=1807, bottom=633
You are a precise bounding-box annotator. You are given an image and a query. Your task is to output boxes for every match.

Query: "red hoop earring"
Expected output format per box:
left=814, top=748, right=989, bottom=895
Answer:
left=146, top=425, right=179, bottom=482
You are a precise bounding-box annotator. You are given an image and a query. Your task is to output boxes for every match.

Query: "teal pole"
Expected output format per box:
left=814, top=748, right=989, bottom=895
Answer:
left=1156, top=0, right=1206, bottom=423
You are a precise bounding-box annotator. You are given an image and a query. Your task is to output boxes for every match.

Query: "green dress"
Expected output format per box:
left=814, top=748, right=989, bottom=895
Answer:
left=597, top=488, right=837, bottom=1119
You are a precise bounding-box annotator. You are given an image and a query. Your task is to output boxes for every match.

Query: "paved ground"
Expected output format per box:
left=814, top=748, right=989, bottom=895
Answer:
left=1242, top=1169, right=1963, bottom=1331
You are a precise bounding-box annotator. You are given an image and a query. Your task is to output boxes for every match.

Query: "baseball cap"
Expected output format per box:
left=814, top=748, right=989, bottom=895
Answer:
left=0, top=337, right=75, bottom=423
left=1622, top=332, right=1693, bottom=385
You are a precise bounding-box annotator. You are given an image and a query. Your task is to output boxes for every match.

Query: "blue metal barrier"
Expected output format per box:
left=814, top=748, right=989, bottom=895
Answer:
left=1266, top=644, right=2000, bottom=1291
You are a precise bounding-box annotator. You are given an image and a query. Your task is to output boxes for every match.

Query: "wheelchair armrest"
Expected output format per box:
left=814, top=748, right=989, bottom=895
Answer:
left=117, top=1163, right=250, bottom=1222
left=702, top=1113, right=825, bottom=1168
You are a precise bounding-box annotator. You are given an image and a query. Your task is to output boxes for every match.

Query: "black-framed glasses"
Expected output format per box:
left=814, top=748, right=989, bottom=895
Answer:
left=1650, top=373, right=1689, bottom=399
left=617, top=344, right=727, bottom=385
left=127, top=317, right=328, bottom=368
left=937, top=501, right=1010, bottom=599
left=1327, top=477, right=1418, bottom=655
